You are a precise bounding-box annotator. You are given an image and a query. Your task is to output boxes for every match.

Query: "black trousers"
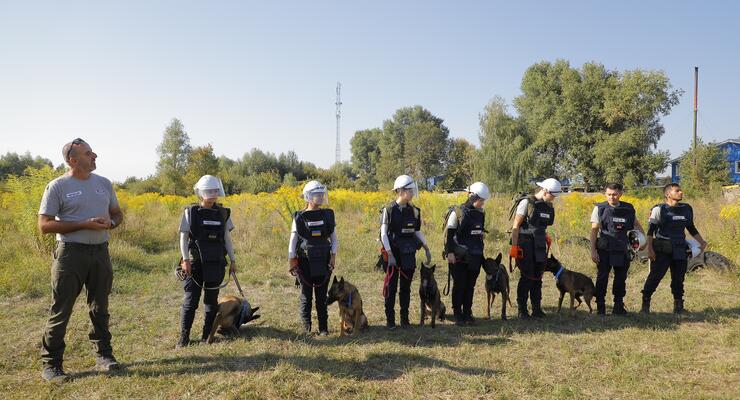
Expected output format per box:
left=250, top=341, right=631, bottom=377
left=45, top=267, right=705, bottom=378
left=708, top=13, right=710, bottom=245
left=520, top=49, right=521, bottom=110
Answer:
left=595, top=250, right=630, bottom=304
left=516, top=276, right=543, bottom=312
left=642, top=252, right=687, bottom=301
left=450, top=262, right=480, bottom=320
left=384, top=266, right=414, bottom=324
left=299, top=274, right=328, bottom=331
left=180, top=272, right=220, bottom=340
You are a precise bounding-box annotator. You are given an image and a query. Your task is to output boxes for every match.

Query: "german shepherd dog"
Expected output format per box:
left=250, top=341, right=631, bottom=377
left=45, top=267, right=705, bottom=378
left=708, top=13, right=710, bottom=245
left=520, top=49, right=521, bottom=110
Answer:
left=482, top=253, right=512, bottom=320
left=327, top=276, right=368, bottom=336
left=206, top=295, right=260, bottom=344
left=419, top=262, right=446, bottom=328
left=544, top=255, right=595, bottom=314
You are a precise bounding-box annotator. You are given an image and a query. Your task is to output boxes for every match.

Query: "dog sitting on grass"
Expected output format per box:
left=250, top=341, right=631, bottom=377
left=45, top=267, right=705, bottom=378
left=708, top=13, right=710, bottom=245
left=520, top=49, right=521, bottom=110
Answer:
left=327, top=276, right=368, bottom=336
left=482, top=253, right=512, bottom=320
left=206, top=295, right=260, bottom=344
left=419, top=262, right=446, bottom=328
left=544, top=255, right=595, bottom=314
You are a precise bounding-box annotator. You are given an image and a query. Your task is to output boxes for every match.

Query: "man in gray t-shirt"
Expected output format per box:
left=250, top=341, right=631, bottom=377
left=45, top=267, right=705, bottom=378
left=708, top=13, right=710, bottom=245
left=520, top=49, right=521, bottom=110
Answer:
left=37, top=138, right=124, bottom=383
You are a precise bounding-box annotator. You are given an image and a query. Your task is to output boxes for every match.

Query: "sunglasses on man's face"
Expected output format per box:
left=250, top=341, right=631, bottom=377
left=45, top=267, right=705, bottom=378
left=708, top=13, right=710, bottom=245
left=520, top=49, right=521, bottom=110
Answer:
left=66, top=138, right=86, bottom=161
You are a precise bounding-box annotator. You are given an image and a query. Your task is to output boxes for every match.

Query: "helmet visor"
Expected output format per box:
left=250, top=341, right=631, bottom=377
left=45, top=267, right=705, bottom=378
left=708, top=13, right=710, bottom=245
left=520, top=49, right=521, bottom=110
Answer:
left=304, top=189, right=329, bottom=206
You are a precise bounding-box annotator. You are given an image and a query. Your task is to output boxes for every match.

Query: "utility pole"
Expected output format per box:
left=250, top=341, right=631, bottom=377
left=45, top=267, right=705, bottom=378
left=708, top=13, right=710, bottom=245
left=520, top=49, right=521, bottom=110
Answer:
left=335, top=82, right=342, bottom=164
left=693, top=67, right=698, bottom=166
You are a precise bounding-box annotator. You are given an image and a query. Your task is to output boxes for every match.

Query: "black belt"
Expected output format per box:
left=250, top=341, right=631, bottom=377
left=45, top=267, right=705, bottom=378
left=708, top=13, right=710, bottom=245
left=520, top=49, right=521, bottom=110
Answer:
left=57, top=241, right=108, bottom=248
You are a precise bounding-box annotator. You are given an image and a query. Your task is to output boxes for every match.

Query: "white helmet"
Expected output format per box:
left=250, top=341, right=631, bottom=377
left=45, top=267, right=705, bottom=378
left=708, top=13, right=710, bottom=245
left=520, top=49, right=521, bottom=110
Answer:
left=393, top=175, right=419, bottom=197
left=686, top=238, right=701, bottom=259
left=536, top=178, right=562, bottom=196
left=466, top=182, right=491, bottom=200
left=627, top=230, right=646, bottom=251
left=302, top=180, right=329, bottom=205
left=194, top=175, right=225, bottom=199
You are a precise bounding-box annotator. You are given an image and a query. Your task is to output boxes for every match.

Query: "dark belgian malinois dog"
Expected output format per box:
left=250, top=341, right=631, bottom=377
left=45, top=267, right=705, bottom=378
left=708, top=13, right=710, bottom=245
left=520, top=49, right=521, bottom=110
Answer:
left=482, top=253, right=512, bottom=320
left=544, top=255, right=595, bottom=314
left=327, top=276, right=368, bottom=336
left=419, top=262, right=446, bottom=328
left=206, top=295, right=260, bottom=344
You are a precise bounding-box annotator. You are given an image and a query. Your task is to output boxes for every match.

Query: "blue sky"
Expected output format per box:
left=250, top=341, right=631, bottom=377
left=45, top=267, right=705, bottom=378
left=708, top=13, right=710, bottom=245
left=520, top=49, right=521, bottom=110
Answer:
left=1, top=1, right=738, bottom=181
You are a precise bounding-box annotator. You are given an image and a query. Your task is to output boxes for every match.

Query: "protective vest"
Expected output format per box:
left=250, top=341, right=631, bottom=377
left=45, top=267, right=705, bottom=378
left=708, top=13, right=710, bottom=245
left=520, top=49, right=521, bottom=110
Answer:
left=386, top=202, right=421, bottom=270
left=654, top=203, right=693, bottom=260
left=294, top=208, right=335, bottom=278
left=187, top=204, right=230, bottom=283
left=519, top=197, right=554, bottom=263
left=454, top=205, right=485, bottom=269
left=596, top=201, right=635, bottom=266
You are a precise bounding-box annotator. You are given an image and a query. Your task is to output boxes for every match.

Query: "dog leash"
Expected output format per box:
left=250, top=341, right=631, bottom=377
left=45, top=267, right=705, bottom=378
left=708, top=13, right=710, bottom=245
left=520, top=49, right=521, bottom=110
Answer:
left=231, top=270, right=245, bottom=298
left=290, top=265, right=332, bottom=288
left=382, top=264, right=412, bottom=298
left=442, top=267, right=451, bottom=296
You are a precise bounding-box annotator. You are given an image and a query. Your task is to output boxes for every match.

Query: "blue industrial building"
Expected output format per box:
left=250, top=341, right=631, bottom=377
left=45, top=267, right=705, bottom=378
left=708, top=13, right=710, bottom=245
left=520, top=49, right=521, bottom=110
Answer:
left=670, top=139, right=740, bottom=184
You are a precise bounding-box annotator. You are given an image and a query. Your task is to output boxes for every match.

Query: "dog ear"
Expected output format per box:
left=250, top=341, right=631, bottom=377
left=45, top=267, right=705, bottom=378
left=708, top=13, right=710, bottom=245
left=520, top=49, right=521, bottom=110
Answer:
left=339, top=276, right=344, bottom=286
left=495, top=252, right=503, bottom=264
left=333, top=276, right=338, bottom=284
left=430, top=264, right=436, bottom=272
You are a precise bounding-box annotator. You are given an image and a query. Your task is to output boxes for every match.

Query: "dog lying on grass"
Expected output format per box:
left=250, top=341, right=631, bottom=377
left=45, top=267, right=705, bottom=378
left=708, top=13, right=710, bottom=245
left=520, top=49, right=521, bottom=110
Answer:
left=482, top=253, right=512, bottom=320
left=544, top=255, right=595, bottom=314
left=419, top=262, right=446, bottom=328
left=206, top=295, right=260, bottom=344
left=327, top=276, right=368, bottom=336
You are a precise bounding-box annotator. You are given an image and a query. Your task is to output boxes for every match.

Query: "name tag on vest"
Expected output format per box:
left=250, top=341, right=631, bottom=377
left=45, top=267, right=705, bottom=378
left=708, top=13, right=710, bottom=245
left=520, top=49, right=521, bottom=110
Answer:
left=307, top=220, right=324, bottom=227
left=203, top=220, right=222, bottom=226
left=612, top=217, right=626, bottom=223
left=539, top=213, right=550, bottom=219
left=401, top=228, right=415, bottom=233
left=65, top=191, right=82, bottom=198
left=672, top=215, right=686, bottom=221
left=470, top=229, right=483, bottom=235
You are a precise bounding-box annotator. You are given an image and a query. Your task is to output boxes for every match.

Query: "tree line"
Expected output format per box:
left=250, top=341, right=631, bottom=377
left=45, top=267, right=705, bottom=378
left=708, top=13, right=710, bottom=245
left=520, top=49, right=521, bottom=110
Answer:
left=0, top=60, right=731, bottom=194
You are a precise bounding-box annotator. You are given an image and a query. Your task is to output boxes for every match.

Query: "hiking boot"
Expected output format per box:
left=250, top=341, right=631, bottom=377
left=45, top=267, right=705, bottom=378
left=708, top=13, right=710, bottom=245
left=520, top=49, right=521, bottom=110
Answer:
left=95, top=355, right=120, bottom=371
left=673, top=299, right=686, bottom=315
left=400, top=316, right=410, bottom=329
left=41, top=365, right=69, bottom=383
left=302, top=323, right=312, bottom=334
left=518, top=310, right=531, bottom=320
left=465, top=316, right=476, bottom=326
left=597, top=303, right=606, bottom=316
left=612, top=301, right=628, bottom=315
left=318, top=329, right=329, bottom=336
left=176, top=330, right=190, bottom=348
left=531, top=309, right=546, bottom=318
left=640, top=298, right=651, bottom=314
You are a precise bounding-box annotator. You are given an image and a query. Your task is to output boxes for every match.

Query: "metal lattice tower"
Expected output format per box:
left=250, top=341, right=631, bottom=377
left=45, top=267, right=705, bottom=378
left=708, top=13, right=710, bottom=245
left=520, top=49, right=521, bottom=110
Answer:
left=335, top=81, right=342, bottom=164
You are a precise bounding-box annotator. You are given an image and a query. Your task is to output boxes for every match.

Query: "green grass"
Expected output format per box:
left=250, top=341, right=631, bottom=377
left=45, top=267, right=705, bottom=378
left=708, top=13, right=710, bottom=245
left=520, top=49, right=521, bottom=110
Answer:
left=1, top=190, right=738, bottom=399
left=1, top=255, right=738, bottom=399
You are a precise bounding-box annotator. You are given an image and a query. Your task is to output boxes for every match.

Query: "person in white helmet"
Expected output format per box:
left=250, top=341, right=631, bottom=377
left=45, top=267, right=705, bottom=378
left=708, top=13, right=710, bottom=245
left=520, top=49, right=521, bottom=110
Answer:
left=289, top=180, right=338, bottom=335
left=444, top=182, right=489, bottom=326
left=177, top=175, right=236, bottom=347
left=379, top=175, right=432, bottom=329
left=589, top=183, right=645, bottom=315
left=509, top=178, right=560, bottom=319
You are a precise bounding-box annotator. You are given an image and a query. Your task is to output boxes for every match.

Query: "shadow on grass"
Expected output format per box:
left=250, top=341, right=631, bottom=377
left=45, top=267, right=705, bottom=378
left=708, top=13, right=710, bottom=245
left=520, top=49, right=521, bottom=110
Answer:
left=124, top=351, right=497, bottom=380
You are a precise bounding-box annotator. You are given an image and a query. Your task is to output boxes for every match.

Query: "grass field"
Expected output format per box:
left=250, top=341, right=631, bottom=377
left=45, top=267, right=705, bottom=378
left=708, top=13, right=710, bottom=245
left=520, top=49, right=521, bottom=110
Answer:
left=0, top=173, right=738, bottom=399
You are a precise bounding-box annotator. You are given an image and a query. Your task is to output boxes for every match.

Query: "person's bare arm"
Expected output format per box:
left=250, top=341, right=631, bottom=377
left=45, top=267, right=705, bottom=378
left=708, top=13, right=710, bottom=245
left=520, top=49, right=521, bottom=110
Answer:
left=38, top=214, right=108, bottom=234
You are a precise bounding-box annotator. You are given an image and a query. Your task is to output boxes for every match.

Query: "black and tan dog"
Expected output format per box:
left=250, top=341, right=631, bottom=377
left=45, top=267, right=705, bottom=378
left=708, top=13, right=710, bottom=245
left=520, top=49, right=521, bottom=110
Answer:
left=544, top=255, right=595, bottom=314
left=419, top=262, right=446, bottom=328
left=206, top=295, right=260, bottom=344
left=327, top=276, right=368, bottom=336
left=482, top=253, right=512, bottom=320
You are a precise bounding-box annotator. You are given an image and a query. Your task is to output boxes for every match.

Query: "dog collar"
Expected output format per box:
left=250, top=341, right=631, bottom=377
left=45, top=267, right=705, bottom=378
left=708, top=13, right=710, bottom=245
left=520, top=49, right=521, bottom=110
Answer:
left=342, top=290, right=353, bottom=308
left=554, top=266, right=565, bottom=281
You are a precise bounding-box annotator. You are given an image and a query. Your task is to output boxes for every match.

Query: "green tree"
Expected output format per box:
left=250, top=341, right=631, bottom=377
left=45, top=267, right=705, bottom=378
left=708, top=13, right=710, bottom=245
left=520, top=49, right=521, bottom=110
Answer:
left=184, top=144, right=220, bottom=188
left=676, top=139, right=730, bottom=195
left=350, top=128, right=382, bottom=190
left=0, top=152, right=54, bottom=180
left=156, top=118, right=191, bottom=195
left=376, top=106, right=450, bottom=188
left=475, top=97, right=533, bottom=192
left=441, top=138, right=476, bottom=190
left=514, top=60, right=681, bottom=189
